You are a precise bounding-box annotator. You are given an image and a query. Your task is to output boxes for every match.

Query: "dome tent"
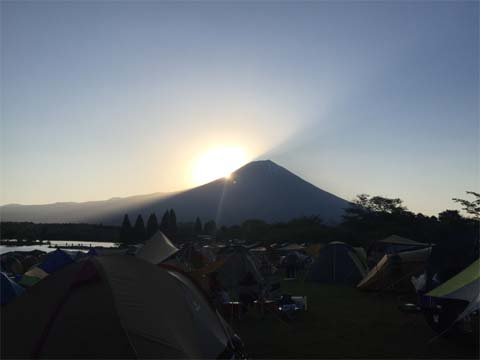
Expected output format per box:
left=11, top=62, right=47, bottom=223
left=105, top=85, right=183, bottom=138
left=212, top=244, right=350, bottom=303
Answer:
left=1, top=256, right=240, bottom=359
left=307, top=242, right=367, bottom=285
left=37, top=248, right=75, bottom=274
left=216, top=246, right=264, bottom=294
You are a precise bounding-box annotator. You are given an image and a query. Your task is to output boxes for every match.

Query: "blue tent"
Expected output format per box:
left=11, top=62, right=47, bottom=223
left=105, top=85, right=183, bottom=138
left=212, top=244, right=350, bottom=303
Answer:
left=38, top=249, right=74, bottom=274
left=1, top=272, right=24, bottom=305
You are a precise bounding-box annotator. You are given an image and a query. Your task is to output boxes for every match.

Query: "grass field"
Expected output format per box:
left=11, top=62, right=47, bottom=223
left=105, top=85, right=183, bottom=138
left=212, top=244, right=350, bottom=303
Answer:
left=231, top=278, right=479, bottom=359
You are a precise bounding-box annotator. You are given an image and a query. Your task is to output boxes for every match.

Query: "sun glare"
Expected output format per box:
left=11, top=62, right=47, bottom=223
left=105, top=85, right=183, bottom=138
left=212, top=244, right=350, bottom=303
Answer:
left=192, top=146, right=248, bottom=185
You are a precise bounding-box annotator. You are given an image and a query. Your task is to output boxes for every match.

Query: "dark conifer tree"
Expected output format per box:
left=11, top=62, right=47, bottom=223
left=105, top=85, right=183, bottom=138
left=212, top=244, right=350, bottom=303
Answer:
left=119, top=214, right=133, bottom=246
left=169, top=209, right=177, bottom=233
left=146, top=213, right=159, bottom=239
left=204, top=220, right=217, bottom=235
left=194, top=217, right=202, bottom=234
left=133, top=214, right=147, bottom=243
left=161, top=210, right=170, bottom=232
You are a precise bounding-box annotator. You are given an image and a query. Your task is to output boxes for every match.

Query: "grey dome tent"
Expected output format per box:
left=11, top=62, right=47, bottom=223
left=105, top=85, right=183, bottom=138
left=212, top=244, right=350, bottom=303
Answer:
left=1, top=256, right=240, bottom=359
left=216, top=246, right=264, bottom=293
left=307, top=242, right=367, bottom=285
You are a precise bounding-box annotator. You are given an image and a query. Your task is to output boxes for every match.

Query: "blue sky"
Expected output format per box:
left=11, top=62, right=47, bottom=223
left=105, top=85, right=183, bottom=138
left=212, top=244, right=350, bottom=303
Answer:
left=1, top=1, right=478, bottom=216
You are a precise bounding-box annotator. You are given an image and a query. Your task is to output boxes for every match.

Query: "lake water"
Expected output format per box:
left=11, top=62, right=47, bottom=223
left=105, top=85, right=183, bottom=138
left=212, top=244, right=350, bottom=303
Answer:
left=0, top=240, right=117, bottom=255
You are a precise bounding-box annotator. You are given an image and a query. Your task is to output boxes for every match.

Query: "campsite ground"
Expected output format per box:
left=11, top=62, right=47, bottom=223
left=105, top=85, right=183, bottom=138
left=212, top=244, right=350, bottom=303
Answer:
left=232, top=277, right=479, bottom=359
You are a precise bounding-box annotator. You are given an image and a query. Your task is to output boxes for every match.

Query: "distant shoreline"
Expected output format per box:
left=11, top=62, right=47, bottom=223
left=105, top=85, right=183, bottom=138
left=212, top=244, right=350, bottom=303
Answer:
left=0, top=239, right=117, bottom=249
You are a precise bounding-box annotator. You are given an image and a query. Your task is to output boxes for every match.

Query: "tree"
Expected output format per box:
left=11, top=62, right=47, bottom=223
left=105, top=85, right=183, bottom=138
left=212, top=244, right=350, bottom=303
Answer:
left=356, top=194, right=407, bottom=213
left=438, top=210, right=464, bottom=224
left=119, top=214, right=133, bottom=246
left=160, top=210, right=170, bottom=232
left=194, top=217, right=202, bottom=234
left=241, top=219, right=269, bottom=243
left=133, top=215, right=147, bottom=243
left=146, top=213, right=159, bottom=239
left=204, top=220, right=217, bottom=235
left=169, top=209, right=177, bottom=234
left=453, top=191, right=480, bottom=220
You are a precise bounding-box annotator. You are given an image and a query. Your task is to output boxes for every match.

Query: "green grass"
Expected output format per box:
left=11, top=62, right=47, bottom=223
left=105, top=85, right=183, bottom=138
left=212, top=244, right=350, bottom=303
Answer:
left=230, top=278, right=479, bottom=358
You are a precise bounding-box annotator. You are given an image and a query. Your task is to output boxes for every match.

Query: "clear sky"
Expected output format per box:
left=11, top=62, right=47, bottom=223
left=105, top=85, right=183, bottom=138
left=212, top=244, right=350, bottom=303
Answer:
left=1, top=1, right=478, bottom=216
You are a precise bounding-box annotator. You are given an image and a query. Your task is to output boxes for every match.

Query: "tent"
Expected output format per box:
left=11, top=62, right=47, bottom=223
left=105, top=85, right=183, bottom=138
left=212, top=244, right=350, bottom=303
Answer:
left=371, top=235, right=429, bottom=255
left=0, top=272, right=24, bottom=305
left=1, top=255, right=241, bottom=359
left=426, top=258, right=479, bottom=321
left=38, top=249, right=75, bottom=274
left=0, top=254, right=24, bottom=275
left=86, top=247, right=129, bottom=257
left=378, top=235, right=428, bottom=247
left=24, top=266, right=49, bottom=279
left=135, top=231, right=179, bottom=264
left=307, top=242, right=367, bottom=285
left=170, top=242, right=214, bottom=272
left=358, top=247, right=432, bottom=292
left=215, top=246, right=264, bottom=296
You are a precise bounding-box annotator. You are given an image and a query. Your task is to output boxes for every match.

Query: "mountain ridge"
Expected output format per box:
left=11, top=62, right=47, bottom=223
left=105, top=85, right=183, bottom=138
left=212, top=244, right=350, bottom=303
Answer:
left=0, top=160, right=350, bottom=225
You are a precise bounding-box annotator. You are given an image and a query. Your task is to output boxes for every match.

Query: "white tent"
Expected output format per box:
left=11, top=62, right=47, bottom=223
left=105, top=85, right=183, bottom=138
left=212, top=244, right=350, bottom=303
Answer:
left=136, top=231, right=179, bottom=265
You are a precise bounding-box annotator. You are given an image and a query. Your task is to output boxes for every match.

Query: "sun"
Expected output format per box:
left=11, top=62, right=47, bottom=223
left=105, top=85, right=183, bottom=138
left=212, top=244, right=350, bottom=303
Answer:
left=192, top=146, right=248, bottom=185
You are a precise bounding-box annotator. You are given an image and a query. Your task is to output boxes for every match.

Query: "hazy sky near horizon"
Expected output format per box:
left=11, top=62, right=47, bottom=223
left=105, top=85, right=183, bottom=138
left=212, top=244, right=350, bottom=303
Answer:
left=1, top=1, right=478, bottom=216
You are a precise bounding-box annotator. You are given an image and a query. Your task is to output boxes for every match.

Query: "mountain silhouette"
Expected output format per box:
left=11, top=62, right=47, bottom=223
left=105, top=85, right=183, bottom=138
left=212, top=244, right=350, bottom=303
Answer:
left=0, top=160, right=350, bottom=225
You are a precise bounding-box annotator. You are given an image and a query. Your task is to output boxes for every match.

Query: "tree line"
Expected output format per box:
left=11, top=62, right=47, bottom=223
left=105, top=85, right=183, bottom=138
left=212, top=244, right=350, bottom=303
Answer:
left=117, top=209, right=218, bottom=246
left=0, top=222, right=120, bottom=243
left=215, top=191, right=480, bottom=253
left=2, top=192, right=478, bottom=254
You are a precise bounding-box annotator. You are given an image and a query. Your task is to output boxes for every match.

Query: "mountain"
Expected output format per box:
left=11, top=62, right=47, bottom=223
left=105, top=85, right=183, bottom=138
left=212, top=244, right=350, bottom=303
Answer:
left=0, top=160, right=350, bottom=225
left=0, top=193, right=171, bottom=224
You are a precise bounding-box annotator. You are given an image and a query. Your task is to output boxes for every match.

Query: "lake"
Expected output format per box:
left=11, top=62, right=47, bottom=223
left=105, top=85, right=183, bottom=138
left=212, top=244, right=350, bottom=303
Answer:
left=0, top=240, right=117, bottom=255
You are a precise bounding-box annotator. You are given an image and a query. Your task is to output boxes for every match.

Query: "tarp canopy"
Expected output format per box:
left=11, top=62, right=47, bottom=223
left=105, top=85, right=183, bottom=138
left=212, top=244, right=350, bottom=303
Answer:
left=278, top=243, right=306, bottom=251
left=0, top=272, right=24, bottom=305
left=378, top=235, right=428, bottom=247
left=426, top=258, right=479, bottom=321
left=307, top=242, right=367, bottom=285
left=1, top=256, right=236, bottom=359
left=358, top=247, right=432, bottom=292
left=135, top=231, right=179, bottom=264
